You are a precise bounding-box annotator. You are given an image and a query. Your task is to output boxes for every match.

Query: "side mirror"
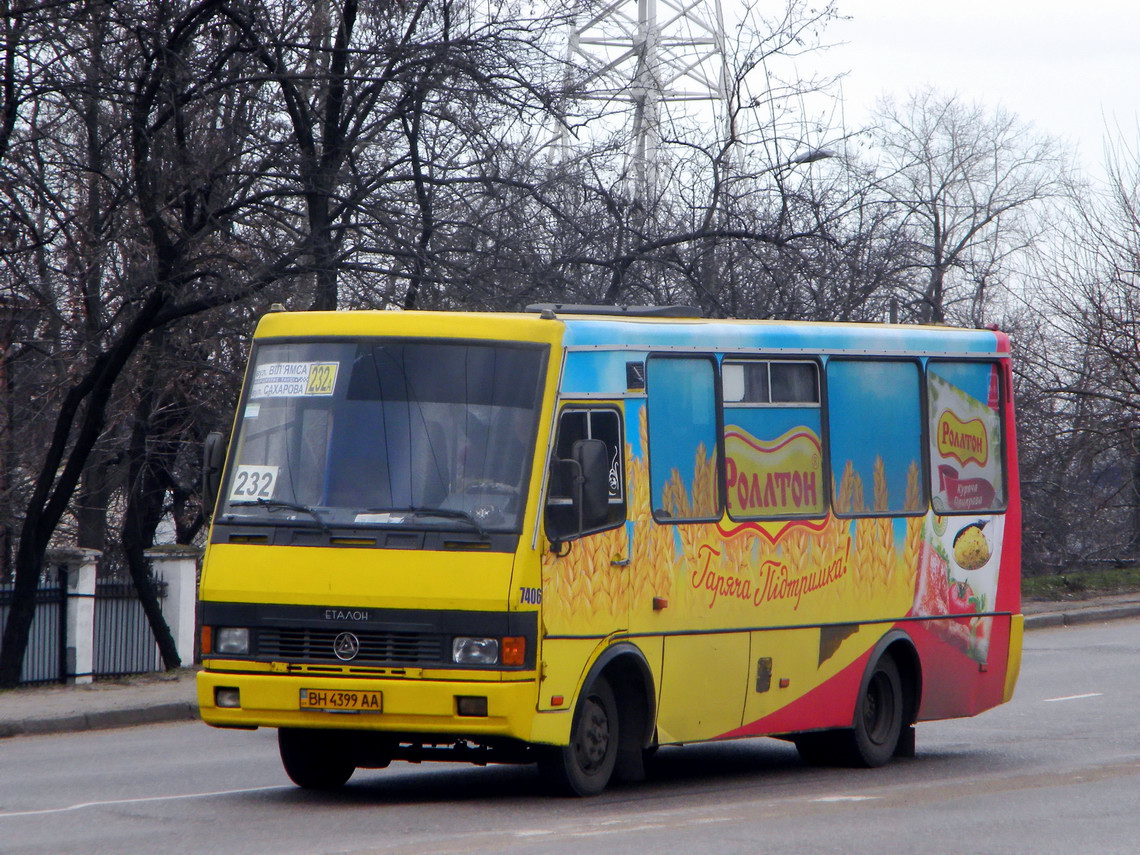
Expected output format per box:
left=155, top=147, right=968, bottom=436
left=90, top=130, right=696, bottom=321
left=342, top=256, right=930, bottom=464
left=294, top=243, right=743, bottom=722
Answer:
left=202, top=431, right=226, bottom=516
left=572, top=438, right=609, bottom=529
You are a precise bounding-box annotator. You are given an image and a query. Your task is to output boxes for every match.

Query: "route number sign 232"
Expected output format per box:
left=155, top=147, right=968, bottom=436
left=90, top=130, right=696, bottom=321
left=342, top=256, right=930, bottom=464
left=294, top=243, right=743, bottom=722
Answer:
left=229, top=465, right=279, bottom=501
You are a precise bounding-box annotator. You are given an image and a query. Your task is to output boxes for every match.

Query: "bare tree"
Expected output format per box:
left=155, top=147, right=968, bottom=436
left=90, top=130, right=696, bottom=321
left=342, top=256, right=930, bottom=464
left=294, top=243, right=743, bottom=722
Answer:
left=519, top=1, right=854, bottom=316
left=0, top=0, right=576, bottom=683
left=869, top=88, right=1062, bottom=324
left=0, top=0, right=305, bottom=685
left=1016, top=130, right=1140, bottom=572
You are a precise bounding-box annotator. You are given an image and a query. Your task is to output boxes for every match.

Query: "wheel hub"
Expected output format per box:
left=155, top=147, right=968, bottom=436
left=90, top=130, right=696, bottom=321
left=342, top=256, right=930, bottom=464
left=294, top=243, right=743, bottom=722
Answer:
left=576, top=696, right=610, bottom=772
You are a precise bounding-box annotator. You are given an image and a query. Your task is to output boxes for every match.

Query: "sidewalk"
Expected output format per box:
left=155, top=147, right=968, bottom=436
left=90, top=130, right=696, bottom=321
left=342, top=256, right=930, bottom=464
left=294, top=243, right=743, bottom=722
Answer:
left=2, top=595, right=1139, bottom=740
left=0, top=668, right=198, bottom=739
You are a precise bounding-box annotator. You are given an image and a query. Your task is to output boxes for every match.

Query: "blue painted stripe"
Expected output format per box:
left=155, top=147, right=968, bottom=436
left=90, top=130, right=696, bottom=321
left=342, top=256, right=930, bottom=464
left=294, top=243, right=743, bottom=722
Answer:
left=560, top=318, right=1000, bottom=354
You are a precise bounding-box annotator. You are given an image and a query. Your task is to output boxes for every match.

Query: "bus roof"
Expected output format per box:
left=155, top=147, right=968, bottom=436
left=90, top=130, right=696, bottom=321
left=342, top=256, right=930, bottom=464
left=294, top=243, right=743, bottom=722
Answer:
left=554, top=314, right=1006, bottom=357
left=252, top=307, right=1007, bottom=357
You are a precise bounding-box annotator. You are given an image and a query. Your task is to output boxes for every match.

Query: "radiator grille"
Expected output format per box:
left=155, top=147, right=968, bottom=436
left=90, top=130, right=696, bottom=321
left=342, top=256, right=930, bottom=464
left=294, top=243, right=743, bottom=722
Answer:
left=257, top=628, right=446, bottom=665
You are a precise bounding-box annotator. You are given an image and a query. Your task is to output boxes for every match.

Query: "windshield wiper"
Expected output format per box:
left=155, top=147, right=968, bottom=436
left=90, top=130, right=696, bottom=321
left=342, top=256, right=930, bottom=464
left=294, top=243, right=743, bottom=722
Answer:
left=362, top=506, right=488, bottom=538
left=230, top=498, right=330, bottom=534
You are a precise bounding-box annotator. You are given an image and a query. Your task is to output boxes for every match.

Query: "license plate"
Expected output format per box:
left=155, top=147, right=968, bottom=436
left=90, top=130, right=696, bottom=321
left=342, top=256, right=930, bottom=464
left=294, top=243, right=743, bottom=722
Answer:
left=300, top=688, right=383, bottom=712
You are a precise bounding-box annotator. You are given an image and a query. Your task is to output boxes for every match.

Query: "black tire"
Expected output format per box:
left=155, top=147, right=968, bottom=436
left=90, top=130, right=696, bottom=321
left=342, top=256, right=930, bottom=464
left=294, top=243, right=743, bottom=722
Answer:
left=539, top=677, right=619, bottom=796
left=793, top=655, right=905, bottom=769
left=844, top=654, right=904, bottom=767
left=278, top=728, right=356, bottom=790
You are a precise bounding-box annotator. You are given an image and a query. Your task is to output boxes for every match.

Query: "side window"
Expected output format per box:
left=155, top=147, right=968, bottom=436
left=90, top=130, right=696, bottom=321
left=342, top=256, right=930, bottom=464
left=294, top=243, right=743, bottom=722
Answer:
left=646, top=356, right=720, bottom=521
left=722, top=360, right=825, bottom=519
left=546, top=408, right=625, bottom=538
left=827, top=359, right=925, bottom=516
left=928, top=360, right=1006, bottom=513
left=723, top=360, right=819, bottom=405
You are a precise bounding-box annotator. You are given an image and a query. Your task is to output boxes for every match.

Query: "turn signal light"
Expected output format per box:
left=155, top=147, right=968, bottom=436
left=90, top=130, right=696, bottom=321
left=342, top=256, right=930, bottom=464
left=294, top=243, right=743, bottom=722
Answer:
left=501, top=636, right=526, bottom=666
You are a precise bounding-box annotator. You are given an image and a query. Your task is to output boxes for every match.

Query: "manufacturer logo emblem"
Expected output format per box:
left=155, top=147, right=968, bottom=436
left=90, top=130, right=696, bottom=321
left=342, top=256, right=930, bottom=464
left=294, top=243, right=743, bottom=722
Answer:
left=333, top=632, right=361, bottom=661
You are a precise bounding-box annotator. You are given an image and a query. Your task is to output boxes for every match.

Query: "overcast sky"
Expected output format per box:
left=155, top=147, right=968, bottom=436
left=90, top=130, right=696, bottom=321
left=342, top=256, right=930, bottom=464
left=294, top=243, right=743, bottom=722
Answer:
left=807, top=1, right=1140, bottom=170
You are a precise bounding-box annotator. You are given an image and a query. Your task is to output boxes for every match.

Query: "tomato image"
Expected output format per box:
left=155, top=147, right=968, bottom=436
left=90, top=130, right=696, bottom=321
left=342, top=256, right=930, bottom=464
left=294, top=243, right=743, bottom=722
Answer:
left=948, top=581, right=978, bottom=624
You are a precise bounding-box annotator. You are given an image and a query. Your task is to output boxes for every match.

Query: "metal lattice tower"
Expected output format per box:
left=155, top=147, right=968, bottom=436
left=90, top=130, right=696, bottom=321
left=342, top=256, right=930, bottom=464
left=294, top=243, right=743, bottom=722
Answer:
left=559, top=0, right=731, bottom=202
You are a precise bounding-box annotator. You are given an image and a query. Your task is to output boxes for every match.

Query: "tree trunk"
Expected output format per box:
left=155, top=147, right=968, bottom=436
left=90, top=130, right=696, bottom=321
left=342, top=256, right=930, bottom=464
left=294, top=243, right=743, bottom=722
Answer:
left=120, top=337, right=185, bottom=669
left=75, top=456, right=116, bottom=552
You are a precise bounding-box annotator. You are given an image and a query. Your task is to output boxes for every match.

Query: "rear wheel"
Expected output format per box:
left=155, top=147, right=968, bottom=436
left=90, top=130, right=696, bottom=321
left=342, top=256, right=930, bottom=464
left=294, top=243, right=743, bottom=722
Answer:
left=278, top=728, right=356, bottom=790
left=793, top=655, right=905, bottom=768
left=845, top=655, right=904, bottom=767
left=539, top=677, right=619, bottom=796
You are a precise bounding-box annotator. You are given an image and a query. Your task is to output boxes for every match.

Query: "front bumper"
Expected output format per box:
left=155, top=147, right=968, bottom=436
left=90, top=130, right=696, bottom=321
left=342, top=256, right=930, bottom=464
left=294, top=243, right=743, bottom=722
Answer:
left=197, top=668, right=541, bottom=740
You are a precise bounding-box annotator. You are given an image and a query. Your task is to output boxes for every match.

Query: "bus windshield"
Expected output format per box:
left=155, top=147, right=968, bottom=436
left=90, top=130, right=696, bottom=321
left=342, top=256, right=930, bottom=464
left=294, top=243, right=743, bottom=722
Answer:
left=220, top=338, right=546, bottom=533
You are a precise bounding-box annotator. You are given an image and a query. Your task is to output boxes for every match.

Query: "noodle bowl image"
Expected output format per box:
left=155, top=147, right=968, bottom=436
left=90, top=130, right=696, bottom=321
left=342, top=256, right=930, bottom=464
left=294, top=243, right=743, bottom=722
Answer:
left=953, top=523, right=990, bottom=570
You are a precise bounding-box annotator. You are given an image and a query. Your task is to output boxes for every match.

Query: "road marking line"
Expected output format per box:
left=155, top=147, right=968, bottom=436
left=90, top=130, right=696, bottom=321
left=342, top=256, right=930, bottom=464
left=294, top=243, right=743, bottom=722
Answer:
left=1043, top=692, right=1104, bottom=703
left=509, top=811, right=737, bottom=842
left=0, top=785, right=289, bottom=819
left=812, top=795, right=879, bottom=803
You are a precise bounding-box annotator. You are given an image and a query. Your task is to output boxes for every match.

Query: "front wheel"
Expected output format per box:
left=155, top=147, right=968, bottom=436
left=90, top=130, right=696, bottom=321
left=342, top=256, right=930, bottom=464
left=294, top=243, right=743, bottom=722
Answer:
left=539, top=677, right=619, bottom=796
left=278, top=728, right=356, bottom=790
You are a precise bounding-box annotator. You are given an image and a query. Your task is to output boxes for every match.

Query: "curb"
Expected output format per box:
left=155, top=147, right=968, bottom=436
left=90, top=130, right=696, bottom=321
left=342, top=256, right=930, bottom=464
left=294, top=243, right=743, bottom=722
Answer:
left=0, top=701, right=198, bottom=739
left=1024, top=603, right=1140, bottom=630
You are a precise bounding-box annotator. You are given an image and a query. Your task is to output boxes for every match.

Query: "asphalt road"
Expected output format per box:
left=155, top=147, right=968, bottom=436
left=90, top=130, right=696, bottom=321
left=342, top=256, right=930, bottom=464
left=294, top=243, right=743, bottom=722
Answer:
left=1, top=619, right=1137, bottom=855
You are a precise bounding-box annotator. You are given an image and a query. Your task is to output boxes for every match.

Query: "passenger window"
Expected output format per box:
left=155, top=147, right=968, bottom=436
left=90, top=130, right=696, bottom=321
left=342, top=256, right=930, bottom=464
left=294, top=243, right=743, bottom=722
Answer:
left=723, top=361, right=819, bottom=405
left=546, top=408, right=625, bottom=539
left=827, top=359, right=925, bottom=516
left=646, top=356, right=720, bottom=521
left=723, top=360, right=825, bottom=519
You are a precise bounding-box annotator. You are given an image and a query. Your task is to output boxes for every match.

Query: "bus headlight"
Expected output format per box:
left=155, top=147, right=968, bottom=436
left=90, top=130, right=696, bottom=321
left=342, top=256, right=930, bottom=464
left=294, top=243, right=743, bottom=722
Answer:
left=452, top=637, right=499, bottom=665
left=215, top=627, right=250, bottom=655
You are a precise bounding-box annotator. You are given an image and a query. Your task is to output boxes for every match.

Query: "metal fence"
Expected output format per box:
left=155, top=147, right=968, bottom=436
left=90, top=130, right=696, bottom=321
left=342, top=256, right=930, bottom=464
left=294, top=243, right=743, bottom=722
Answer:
left=93, top=578, right=166, bottom=677
left=0, top=565, right=67, bottom=685
left=0, top=566, right=167, bottom=685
